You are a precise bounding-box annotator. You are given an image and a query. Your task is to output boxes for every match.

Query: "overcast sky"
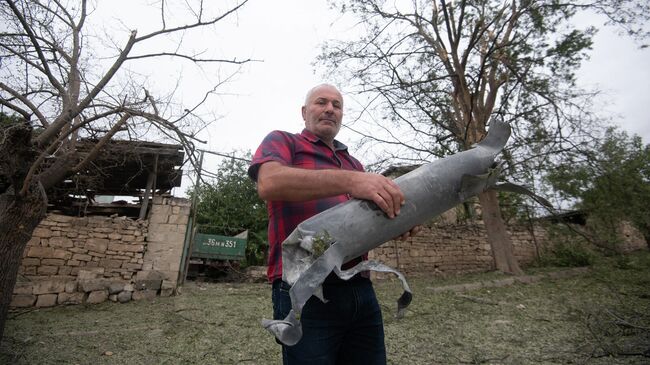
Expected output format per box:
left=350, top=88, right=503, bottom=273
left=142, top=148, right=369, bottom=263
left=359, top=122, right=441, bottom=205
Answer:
left=96, top=1, right=649, bottom=194
left=195, top=1, right=650, bottom=154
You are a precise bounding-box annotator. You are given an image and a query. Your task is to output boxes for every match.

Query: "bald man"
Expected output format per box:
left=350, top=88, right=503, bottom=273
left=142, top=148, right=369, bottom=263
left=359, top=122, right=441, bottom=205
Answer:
left=249, top=84, right=417, bottom=365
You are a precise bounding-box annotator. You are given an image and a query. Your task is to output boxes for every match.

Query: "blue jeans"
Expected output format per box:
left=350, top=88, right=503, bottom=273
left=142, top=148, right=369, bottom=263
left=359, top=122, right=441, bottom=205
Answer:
left=272, top=277, right=387, bottom=365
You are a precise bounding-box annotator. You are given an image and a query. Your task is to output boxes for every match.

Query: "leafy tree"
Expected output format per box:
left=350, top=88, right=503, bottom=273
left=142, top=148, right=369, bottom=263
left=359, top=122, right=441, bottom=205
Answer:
left=191, top=155, right=269, bottom=266
left=318, top=0, right=649, bottom=274
left=0, top=0, right=251, bottom=340
left=547, top=128, right=650, bottom=250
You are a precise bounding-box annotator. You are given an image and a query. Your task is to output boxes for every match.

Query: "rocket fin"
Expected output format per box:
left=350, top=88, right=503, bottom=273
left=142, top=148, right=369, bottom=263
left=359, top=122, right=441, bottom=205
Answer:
left=493, top=182, right=554, bottom=209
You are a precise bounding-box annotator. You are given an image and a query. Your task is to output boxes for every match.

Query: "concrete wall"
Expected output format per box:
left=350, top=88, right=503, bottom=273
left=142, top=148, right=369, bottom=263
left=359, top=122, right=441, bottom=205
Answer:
left=11, top=196, right=190, bottom=308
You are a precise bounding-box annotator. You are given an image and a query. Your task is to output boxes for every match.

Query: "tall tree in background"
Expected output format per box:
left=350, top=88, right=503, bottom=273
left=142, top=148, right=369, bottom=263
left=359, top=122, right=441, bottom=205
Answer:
left=0, top=0, right=251, bottom=340
left=319, top=0, right=649, bottom=274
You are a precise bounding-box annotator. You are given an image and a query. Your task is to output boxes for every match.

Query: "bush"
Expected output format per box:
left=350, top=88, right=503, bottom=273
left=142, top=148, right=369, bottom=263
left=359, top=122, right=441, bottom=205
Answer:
left=536, top=224, right=595, bottom=267
left=547, top=242, right=594, bottom=267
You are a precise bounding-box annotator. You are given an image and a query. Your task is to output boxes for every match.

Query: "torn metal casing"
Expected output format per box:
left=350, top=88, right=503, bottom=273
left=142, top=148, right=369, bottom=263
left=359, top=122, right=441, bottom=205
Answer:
left=262, top=120, right=549, bottom=346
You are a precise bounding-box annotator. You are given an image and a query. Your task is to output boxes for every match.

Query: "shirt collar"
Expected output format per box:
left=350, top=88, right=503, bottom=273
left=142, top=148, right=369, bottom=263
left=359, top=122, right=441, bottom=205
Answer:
left=300, top=128, right=348, bottom=151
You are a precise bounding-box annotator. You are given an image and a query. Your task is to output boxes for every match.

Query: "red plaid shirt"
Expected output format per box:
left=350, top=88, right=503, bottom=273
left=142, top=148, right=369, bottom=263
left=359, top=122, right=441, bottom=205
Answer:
left=248, top=129, right=365, bottom=283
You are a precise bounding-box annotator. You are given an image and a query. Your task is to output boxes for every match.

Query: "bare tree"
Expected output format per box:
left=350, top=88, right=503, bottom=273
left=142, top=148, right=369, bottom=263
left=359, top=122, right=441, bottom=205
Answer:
left=0, top=0, right=252, bottom=340
left=318, top=0, right=649, bottom=275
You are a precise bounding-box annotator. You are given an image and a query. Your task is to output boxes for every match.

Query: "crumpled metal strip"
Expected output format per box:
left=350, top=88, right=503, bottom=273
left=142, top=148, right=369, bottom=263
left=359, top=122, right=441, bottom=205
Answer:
left=333, top=260, right=412, bottom=318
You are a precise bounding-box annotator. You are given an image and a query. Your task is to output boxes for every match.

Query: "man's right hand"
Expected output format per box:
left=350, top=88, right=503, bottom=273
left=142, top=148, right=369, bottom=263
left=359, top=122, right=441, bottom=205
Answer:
left=348, top=173, right=404, bottom=219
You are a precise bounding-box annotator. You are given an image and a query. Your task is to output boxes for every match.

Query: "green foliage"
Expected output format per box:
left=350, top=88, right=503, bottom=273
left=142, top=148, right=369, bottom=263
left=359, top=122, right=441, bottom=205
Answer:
left=0, top=112, right=24, bottom=127
left=189, top=154, right=268, bottom=266
left=538, top=225, right=595, bottom=267
left=546, top=127, right=650, bottom=248
left=311, top=230, right=333, bottom=258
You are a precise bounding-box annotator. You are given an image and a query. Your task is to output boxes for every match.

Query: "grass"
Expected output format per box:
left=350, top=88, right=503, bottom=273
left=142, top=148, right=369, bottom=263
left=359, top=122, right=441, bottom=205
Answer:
left=2, top=251, right=649, bottom=364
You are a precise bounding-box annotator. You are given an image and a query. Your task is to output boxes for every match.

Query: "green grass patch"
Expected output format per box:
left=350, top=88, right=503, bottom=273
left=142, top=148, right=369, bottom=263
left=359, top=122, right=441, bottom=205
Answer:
left=2, top=251, right=649, bottom=364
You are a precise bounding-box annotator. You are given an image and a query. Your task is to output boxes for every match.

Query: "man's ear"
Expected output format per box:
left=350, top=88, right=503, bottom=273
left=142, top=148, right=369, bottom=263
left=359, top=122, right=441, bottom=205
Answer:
left=301, top=106, right=306, bottom=121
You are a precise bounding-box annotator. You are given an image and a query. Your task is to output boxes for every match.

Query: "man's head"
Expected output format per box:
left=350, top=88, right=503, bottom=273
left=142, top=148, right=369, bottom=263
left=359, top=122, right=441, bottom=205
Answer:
left=302, top=84, right=343, bottom=146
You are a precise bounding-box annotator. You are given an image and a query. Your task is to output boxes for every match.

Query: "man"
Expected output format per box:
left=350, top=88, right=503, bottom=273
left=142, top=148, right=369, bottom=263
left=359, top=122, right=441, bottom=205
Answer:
left=248, top=84, right=418, bottom=364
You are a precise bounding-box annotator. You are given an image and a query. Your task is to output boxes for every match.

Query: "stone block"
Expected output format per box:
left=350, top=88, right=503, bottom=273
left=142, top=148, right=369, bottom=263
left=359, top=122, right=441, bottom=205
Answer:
left=53, top=249, right=70, bottom=260
left=108, top=294, right=118, bottom=302
left=148, top=214, right=168, bottom=224
left=27, top=237, right=40, bottom=246
left=135, top=279, right=162, bottom=291
left=35, top=294, right=58, bottom=307
left=172, top=205, right=191, bottom=216
left=86, top=238, right=109, bottom=253
left=37, top=266, right=59, bottom=275
left=49, top=237, right=73, bottom=248
left=21, top=267, right=36, bottom=275
left=99, top=258, right=123, bottom=268
left=108, top=233, right=122, bottom=240
left=160, top=280, right=176, bottom=297
left=11, top=294, right=37, bottom=307
left=32, top=280, right=66, bottom=295
left=168, top=214, right=188, bottom=225
left=117, top=291, right=132, bottom=303
left=13, top=282, right=34, bottom=295
left=122, top=262, right=142, bottom=270
left=22, top=257, right=40, bottom=266
left=171, top=198, right=190, bottom=206
left=72, top=253, right=92, bottom=262
left=88, top=251, right=106, bottom=258
left=150, top=203, right=171, bottom=215
left=86, top=290, right=108, bottom=304
left=58, top=266, right=72, bottom=276
left=108, top=282, right=125, bottom=294
left=27, top=246, right=54, bottom=258
left=42, top=258, right=65, bottom=266
left=58, top=292, right=84, bottom=305
left=65, top=281, right=77, bottom=293
left=32, top=227, right=52, bottom=238
left=135, top=270, right=164, bottom=290
left=108, top=242, right=144, bottom=253
left=132, top=289, right=157, bottom=301
left=79, top=278, right=110, bottom=292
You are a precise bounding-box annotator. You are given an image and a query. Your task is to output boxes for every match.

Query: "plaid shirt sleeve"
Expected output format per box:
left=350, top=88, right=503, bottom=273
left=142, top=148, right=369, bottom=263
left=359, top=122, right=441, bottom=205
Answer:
left=248, top=130, right=293, bottom=182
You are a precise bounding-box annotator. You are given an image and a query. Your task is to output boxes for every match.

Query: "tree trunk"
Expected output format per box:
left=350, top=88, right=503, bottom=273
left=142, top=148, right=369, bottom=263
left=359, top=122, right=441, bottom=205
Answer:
left=478, top=189, right=523, bottom=275
left=0, top=184, right=47, bottom=342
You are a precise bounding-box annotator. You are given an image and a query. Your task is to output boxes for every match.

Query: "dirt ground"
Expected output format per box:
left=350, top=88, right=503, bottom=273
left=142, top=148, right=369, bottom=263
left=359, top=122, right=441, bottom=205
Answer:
left=2, top=252, right=649, bottom=365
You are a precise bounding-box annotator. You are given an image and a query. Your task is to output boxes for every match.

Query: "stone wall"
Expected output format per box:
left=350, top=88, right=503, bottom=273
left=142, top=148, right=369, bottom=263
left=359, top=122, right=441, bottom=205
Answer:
left=138, top=196, right=191, bottom=289
left=369, top=222, right=548, bottom=276
left=617, top=221, right=648, bottom=253
left=11, top=197, right=191, bottom=308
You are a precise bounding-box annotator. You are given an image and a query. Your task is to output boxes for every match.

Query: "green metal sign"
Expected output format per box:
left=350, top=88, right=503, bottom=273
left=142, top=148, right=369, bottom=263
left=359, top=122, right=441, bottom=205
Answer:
left=192, top=233, right=247, bottom=260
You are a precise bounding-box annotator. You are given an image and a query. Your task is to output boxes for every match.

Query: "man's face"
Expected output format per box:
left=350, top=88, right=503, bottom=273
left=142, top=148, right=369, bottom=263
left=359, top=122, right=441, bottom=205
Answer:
left=302, top=85, right=343, bottom=143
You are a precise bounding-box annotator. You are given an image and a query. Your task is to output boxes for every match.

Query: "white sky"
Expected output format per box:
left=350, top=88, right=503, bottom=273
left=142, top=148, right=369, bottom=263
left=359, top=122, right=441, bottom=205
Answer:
left=94, top=1, right=650, bottom=195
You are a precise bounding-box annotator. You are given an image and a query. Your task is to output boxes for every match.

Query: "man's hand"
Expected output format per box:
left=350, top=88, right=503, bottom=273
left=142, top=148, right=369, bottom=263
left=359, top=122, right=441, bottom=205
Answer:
left=348, top=173, right=404, bottom=218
